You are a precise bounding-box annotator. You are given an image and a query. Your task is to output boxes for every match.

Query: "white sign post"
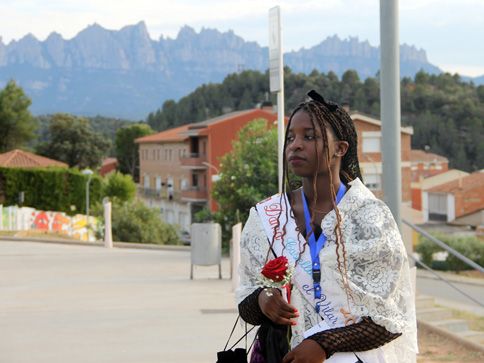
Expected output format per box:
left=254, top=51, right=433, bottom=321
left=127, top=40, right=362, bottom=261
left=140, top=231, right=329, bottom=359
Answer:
left=269, top=6, right=285, bottom=193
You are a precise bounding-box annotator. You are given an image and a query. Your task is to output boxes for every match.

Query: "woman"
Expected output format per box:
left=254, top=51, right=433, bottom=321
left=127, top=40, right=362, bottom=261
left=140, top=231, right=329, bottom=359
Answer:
left=236, top=90, right=417, bottom=363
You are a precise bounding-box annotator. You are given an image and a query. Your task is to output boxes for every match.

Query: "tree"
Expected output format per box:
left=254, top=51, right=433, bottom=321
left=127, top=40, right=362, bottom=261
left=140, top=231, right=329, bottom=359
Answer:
left=110, top=200, right=180, bottom=244
left=36, top=113, right=111, bottom=169
left=212, top=119, right=278, bottom=239
left=0, top=80, right=37, bottom=152
left=115, top=123, right=153, bottom=181
left=103, top=172, right=136, bottom=203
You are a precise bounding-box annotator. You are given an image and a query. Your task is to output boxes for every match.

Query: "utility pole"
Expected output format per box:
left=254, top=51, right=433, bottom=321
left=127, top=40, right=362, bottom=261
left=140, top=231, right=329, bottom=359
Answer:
left=269, top=6, right=285, bottom=193
left=380, top=0, right=402, bottom=228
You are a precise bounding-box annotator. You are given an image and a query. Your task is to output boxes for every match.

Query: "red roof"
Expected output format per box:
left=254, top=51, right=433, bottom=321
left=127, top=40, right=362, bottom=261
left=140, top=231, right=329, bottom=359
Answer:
left=135, top=108, right=279, bottom=143
left=0, top=149, right=68, bottom=168
left=410, top=149, right=448, bottom=163
left=135, top=124, right=192, bottom=144
left=427, top=172, right=484, bottom=193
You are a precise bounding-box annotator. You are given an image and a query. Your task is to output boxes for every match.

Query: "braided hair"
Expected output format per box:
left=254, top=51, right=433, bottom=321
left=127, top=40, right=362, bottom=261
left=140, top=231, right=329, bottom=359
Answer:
left=267, top=90, right=363, bottom=306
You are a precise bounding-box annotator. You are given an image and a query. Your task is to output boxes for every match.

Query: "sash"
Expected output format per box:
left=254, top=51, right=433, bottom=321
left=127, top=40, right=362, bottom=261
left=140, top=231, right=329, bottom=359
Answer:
left=256, top=193, right=349, bottom=328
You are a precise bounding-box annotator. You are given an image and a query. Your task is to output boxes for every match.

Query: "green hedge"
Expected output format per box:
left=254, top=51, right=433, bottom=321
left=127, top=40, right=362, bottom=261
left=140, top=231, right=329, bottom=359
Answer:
left=108, top=200, right=181, bottom=245
left=0, top=167, right=103, bottom=215
left=416, top=233, right=484, bottom=271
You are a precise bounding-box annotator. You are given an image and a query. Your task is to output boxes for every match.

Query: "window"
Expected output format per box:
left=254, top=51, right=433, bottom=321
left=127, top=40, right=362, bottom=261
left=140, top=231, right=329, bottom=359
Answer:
left=362, top=132, right=381, bottom=153
left=364, top=173, right=382, bottom=191
left=363, top=136, right=381, bottom=153
left=155, top=176, right=162, bottom=191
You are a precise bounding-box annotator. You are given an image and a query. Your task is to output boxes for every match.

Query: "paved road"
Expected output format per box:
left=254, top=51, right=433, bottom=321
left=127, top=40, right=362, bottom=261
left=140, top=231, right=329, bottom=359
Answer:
left=416, top=274, right=484, bottom=316
left=0, top=240, right=238, bottom=363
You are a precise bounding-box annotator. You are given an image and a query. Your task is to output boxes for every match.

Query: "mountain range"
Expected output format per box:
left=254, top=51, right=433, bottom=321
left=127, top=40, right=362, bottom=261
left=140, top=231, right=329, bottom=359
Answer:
left=0, top=21, right=479, bottom=119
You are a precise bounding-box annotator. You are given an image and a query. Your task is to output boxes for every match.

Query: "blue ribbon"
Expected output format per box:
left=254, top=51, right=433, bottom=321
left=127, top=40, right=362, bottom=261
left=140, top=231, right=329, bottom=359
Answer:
left=301, top=183, right=347, bottom=312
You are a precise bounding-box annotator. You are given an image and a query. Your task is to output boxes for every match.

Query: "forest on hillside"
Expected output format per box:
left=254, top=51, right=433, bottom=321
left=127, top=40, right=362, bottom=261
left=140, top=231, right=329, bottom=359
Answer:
left=146, top=69, right=484, bottom=172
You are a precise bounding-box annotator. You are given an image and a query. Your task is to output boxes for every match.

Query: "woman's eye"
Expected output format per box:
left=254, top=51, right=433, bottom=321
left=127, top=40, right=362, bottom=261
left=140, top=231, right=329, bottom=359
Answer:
left=305, top=135, right=315, bottom=140
left=287, top=135, right=295, bottom=142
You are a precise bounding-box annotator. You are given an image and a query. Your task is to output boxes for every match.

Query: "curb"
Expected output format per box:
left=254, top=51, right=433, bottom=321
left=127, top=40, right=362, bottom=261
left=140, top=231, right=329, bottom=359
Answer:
left=0, top=236, right=190, bottom=252
left=417, top=319, right=484, bottom=354
left=417, top=269, right=484, bottom=287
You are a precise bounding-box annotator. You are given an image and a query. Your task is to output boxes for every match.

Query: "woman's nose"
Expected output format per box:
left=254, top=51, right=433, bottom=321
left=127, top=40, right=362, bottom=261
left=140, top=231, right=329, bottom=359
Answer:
left=288, top=135, right=303, bottom=150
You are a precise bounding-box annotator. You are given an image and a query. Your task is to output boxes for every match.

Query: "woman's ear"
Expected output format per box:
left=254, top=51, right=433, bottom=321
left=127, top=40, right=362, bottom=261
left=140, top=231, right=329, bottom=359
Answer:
left=334, top=141, right=349, bottom=157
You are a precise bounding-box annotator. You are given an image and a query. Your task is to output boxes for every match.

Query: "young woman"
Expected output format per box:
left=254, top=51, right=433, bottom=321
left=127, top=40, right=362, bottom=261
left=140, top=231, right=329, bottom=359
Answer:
left=236, top=90, right=417, bottom=363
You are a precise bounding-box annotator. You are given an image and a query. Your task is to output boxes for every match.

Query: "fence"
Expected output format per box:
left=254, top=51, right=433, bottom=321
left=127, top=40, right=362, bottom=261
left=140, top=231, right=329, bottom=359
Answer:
left=0, top=205, right=99, bottom=242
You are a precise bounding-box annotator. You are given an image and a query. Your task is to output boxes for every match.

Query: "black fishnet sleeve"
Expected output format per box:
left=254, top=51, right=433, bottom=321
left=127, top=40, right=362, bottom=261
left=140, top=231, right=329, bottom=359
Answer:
left=307, top=317, right=402, bottom=358
left=238, top=288, right=267, bottom=325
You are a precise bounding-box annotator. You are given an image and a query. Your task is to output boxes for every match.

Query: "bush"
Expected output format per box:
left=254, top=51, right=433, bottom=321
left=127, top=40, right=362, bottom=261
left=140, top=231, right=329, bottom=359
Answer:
left=0, top=166, right=102, bottom=214
left=110, top=200, right=180, bottom=245
left=103, top=172, right=136, bottom=203
left=416, top=233, right=484, bottom=271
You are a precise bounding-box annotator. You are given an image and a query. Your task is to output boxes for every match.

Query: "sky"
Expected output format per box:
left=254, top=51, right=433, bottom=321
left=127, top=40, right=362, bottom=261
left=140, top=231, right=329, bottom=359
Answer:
left=1, top=0, right=483, bottom=77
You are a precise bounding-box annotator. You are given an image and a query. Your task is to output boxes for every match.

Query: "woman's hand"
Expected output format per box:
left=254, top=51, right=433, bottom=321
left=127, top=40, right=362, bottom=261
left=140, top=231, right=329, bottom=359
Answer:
left=282, top=339, right=327, bottom=363
left=258, top=288, right=299, bottom=325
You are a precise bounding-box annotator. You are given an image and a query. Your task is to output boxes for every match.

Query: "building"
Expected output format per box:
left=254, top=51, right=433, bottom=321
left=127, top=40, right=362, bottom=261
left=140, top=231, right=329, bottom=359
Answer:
left=136, top=108, right=278, bottom=231
left=422, top=171, right=484, bottom=226
left=136, top=108, right=416, bottom=231
left=0, top=149, right=68, bottom=168
left=410, top=149, right=449, bottom=182
left=99, top=158, right=118, bottom=177
left=411, top=169, right=469, bottom=211
left=350, top=112, right=413, bottom=202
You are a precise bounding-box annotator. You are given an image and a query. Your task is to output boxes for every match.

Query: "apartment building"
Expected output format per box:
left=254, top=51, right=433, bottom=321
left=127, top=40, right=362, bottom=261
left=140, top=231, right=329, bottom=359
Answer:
left=410, top=149, right=449, bottom=182
left=350, top=112, right=413, bottom=202
left=136, top=108, right=278, bottom=231
left=136, top=108, right=415, bottom=231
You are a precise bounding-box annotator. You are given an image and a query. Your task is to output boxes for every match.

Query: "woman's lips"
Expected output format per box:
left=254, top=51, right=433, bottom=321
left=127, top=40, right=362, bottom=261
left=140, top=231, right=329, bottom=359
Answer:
left=289, top=157, right=306, bottom=165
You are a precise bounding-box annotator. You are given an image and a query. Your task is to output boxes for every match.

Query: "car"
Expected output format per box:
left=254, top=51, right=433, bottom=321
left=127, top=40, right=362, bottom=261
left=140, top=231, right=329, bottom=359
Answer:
left=179, top=230, right=191, bottom=246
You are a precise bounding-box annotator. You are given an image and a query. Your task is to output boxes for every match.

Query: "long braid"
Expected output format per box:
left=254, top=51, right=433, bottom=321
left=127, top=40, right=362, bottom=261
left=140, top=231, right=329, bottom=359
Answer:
left=282, top=95, right=362, bottom=303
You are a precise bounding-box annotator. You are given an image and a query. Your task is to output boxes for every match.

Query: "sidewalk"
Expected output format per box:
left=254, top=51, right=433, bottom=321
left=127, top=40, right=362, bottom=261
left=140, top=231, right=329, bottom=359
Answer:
left=0, top=240, right=237, bottom=363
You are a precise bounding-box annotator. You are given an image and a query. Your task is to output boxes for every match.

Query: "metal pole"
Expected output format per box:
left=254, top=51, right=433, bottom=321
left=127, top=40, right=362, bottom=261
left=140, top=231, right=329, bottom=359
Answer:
left=104, top=199, right=113, bottom=248
left=86, top=175, right=92, bottom=217
left=269, top=6, right=285, bottom=193
left=380, top=0, right=402, bottom=228
left=277, top=88, right=285, bottom=193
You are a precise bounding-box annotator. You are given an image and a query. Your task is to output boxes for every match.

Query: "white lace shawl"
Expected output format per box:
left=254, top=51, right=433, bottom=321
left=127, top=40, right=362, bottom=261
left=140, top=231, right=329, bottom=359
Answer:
left=235, top=178, right=418, bottom=362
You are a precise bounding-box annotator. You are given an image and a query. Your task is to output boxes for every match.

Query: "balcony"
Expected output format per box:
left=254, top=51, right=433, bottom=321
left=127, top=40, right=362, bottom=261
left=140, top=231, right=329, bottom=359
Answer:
left=181, top=186, right=208, bottom=201
left=137, top=187, right=180, bottom=202
left=180, top=153, right=207, bottom=169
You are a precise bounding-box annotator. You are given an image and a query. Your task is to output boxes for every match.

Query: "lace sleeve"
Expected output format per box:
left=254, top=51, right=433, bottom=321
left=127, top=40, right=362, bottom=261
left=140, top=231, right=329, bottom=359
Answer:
left=307, top=317, right=401, bottom=358
left=343, top=198, right=416, bottom=336
left=235, top=207, right=268, bottom=305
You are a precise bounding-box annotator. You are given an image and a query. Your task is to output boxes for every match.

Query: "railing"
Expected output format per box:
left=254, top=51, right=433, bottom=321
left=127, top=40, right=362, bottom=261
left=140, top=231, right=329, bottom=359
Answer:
left=180, top=186, right=208, bottom=200
left=403, top=218, right=484, bottom=307
left=180, top=153, right=207, bottom=168
left=137, top=187, right=181, bottom=201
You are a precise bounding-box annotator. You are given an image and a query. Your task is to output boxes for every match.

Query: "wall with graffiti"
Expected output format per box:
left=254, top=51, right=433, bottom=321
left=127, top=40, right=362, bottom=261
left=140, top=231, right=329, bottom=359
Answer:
left=0, top=205, right=99, bottom=242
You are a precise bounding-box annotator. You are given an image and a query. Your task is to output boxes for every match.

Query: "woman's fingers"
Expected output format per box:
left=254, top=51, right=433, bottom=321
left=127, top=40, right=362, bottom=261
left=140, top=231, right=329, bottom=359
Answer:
left=259, top=288, right=299, bottom=324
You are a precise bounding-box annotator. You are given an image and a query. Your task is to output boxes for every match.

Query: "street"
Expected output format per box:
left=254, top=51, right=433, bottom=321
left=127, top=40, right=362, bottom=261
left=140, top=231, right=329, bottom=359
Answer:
left=416, top=273, right=484, bottom=316
left=0, top=240, right=237, bottom=363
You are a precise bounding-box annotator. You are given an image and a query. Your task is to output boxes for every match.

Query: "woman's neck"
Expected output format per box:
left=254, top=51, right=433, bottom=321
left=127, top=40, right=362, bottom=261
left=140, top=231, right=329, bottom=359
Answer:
left=301, top=174, right=342, bottom=207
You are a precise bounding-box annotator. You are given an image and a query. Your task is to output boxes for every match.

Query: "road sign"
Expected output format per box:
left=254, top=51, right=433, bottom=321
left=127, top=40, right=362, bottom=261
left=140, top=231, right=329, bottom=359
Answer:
left=269, top=6, right=282, bottom=92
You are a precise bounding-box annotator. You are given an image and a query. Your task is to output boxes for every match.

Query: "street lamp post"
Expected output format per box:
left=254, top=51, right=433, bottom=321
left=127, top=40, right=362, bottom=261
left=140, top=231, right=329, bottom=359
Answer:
left=202, top=161, right=220, bottom=182
left=82, top=169, right=94, bottom=217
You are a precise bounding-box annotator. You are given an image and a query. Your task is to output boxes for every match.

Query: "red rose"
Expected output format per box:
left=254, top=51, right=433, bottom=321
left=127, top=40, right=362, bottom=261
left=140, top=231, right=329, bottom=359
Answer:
left=261, top=256, right=289, bottom=282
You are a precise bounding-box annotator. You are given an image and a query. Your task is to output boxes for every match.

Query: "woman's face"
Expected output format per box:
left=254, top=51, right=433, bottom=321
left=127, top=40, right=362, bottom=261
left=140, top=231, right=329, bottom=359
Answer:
left=285, top=110, right=346, bottom=178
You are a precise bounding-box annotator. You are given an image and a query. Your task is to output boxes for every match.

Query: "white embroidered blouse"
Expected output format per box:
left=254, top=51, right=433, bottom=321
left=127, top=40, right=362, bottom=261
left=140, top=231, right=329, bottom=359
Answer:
left=236, top=178, right=418, bottom=363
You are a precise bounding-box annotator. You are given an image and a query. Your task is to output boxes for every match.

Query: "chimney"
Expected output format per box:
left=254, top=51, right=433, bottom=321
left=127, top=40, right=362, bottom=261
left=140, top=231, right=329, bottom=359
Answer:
left=342, top=102, right=350, bottom=113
